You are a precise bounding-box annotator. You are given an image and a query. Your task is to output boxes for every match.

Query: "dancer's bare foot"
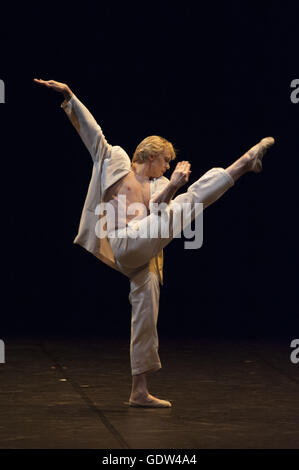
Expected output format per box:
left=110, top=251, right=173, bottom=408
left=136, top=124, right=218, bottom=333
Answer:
left=129, top=391, right=172, bottom=408
left=246, top=137, right=275, bottom=173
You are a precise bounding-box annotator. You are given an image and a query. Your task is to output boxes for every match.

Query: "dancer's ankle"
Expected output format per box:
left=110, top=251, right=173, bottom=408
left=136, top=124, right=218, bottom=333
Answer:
left=130, top=389, right=149, bottom=399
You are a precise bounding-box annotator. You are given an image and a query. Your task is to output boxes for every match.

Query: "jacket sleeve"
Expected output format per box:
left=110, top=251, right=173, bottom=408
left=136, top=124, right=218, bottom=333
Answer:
left=61, top=94, right=112, bottom=163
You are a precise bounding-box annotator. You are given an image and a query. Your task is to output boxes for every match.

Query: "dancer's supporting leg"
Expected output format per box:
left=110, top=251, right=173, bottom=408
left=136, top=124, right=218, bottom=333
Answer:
left=128, top=265, right=171, bottom=407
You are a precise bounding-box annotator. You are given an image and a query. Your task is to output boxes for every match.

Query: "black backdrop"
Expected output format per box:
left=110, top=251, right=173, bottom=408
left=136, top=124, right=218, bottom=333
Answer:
left=1, top=2, right=298, bottom=340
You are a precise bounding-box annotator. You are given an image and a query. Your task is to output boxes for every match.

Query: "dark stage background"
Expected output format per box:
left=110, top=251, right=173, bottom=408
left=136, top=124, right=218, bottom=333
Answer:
left=1, top=2, right=298, bottom=340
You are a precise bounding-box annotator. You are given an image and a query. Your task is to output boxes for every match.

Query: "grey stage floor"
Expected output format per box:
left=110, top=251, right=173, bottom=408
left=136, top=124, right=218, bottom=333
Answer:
left=0, top=337, right=298, bottom=449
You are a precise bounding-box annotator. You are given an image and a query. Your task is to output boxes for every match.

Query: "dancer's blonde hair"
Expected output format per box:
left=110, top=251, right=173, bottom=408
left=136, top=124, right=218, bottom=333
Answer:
left=132, top=135, right=177, bottom=164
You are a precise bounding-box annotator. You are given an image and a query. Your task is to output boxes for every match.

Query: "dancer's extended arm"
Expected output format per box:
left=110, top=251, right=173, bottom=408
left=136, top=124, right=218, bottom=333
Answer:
left=33, top=78, right=112, bottom=163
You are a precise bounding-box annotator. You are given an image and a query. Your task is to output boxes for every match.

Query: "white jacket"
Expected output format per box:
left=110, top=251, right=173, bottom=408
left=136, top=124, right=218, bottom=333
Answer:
left=61, top=94, right=168, bottom=284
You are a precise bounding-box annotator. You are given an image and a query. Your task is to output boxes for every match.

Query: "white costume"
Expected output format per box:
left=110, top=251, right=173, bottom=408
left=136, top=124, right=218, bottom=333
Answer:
left=62, top=95, right=234, bottom=375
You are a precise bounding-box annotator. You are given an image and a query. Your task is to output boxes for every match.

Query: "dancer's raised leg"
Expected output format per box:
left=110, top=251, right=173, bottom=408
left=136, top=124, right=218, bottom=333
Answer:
left=226, top=137, right=275, bottom=182
left=112, top=137, right=275, bottom=273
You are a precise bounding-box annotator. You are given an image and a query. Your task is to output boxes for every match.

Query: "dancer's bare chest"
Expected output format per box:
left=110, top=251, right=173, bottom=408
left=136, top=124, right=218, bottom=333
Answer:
left=103, top=171, right=151, bottom=226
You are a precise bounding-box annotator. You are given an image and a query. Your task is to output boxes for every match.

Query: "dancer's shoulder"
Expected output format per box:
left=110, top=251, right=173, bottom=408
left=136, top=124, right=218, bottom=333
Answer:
left=110, top=145, right=131, bottom=165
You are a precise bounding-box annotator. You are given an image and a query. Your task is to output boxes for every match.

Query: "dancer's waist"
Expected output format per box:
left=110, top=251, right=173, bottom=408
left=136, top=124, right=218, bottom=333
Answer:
left=107, top=220, right=140, bottom=239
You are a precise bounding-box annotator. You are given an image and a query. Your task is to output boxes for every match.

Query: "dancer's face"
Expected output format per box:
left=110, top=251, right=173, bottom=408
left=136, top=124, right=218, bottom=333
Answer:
left=149, top=151, right=171, bottom=178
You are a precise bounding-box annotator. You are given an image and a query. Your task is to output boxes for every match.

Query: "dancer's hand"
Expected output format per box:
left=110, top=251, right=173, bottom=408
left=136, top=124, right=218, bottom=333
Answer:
left=33, top=78, right=73, bottom=100
left=170, top=161, right=191, bottom=189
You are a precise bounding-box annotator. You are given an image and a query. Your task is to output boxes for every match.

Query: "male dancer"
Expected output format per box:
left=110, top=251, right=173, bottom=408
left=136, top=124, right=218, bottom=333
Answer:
left=34, top=78, right=274, bottom=408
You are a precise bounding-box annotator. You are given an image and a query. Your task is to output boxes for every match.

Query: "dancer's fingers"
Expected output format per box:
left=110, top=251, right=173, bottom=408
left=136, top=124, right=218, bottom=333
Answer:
left=33, top=78, right=45, bottom=84
left=183, top=162, right=191, bottom=172
left=184, top=164, right=191, bottom=180
left=33, top=78, right=50, bottom=86
left=177, top=161, right=191, bottom=178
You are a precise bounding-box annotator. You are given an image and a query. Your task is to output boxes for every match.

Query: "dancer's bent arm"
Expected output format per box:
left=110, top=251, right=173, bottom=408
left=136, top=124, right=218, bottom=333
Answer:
left=33, top=78, right=112, bottom=163
left=151, top=161, right=191, bottom=205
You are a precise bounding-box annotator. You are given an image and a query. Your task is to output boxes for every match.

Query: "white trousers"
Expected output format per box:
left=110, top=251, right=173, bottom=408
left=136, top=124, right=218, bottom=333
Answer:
left=108, top=168, right=234, bottom=375
left=128, top=265, right=161, bottom=375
